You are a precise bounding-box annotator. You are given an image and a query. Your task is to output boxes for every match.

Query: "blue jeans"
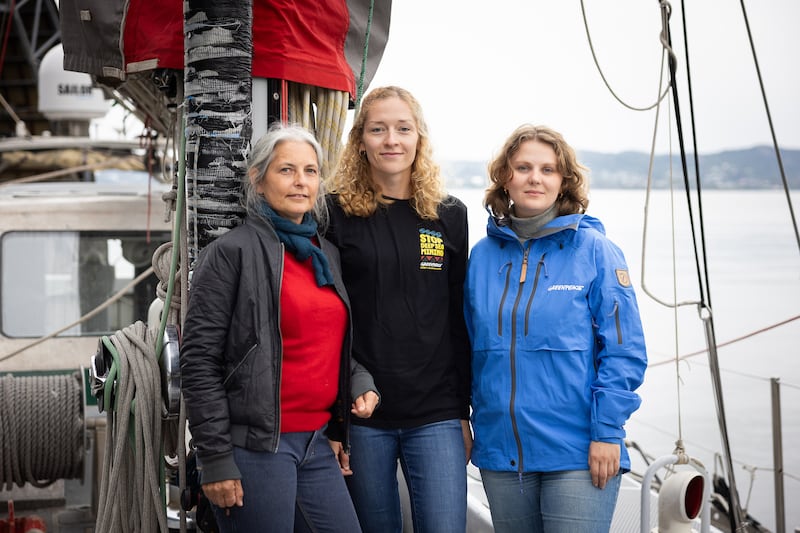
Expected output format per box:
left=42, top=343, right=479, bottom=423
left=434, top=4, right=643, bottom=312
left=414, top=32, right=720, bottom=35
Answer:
left=346, top=419, right=467, bottom=533
left=209, top=429, right=361, bottom=533
left=480, top=469, right=621, bottom=533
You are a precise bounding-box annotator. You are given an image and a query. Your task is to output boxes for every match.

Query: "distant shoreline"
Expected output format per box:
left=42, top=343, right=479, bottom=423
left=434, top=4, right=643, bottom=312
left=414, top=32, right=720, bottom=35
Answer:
left=442, top=145, right=800, bottom=190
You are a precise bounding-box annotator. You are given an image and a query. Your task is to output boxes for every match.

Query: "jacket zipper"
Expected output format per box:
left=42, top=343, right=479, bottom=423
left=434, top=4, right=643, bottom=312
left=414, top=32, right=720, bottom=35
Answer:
left=508, top=243, right=532, bottom=473
left=523, top=253, right=546, bottom=336
left=273, top=244, right=285, bottom=453
left=497, top=263, right=512, bottom=336
left=612, top=300, right=622, bottom=344
left=223, top=343, right=258, bottom=386
left=339, top=276, right=354, bottom=454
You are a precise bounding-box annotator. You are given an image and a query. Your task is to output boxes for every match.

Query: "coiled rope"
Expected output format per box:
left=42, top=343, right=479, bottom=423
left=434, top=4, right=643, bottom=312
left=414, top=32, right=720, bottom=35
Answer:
left=151, top=240, right=182, bottom=459
left=94, top=322, right=168, bottom=533
left=286, top=83, right=349, bottom=178
left=152, top=241, right=182, bottom=329
left=94, top=139, right=185, bottom=532
left=0, top=372, right=84, bottom=489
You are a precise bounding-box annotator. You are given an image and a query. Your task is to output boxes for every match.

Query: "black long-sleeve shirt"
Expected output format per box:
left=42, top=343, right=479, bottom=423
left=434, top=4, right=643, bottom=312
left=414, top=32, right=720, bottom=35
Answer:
left=325, top=194, right=471, bottom=429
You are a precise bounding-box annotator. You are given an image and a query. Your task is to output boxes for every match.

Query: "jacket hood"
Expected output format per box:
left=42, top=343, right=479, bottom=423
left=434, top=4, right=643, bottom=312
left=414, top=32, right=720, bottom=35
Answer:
left=485, top=210, right=606, bottom=242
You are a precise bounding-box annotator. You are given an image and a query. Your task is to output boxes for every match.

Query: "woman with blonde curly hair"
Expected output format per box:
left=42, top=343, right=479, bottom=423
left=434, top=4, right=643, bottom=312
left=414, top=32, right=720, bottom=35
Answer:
left=464, top=124, right=647, bottom=532
left=325, top=86, right=472, bottom=533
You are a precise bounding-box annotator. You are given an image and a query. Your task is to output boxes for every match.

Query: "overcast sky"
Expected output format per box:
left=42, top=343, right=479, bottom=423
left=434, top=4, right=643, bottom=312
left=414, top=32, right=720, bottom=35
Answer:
left=363, top=0, right=800, bottom=161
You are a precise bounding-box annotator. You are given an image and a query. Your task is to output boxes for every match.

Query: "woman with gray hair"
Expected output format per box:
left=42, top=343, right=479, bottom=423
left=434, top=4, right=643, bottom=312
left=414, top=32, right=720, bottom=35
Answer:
left=181, top=123, right=379, bottom=532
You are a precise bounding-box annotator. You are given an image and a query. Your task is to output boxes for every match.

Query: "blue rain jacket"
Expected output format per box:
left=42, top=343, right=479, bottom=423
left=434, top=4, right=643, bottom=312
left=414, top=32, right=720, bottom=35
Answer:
left=464, top=213, right=647, bottom=473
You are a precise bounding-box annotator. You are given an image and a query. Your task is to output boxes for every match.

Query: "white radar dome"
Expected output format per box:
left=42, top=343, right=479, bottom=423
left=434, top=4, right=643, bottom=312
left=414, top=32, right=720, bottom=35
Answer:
left=38, top=44, right=111, bottom=121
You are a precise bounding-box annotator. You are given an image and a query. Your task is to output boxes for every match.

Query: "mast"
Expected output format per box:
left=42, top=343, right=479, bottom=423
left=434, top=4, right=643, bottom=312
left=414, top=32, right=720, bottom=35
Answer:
left=183, top=0, right=252, bottom=265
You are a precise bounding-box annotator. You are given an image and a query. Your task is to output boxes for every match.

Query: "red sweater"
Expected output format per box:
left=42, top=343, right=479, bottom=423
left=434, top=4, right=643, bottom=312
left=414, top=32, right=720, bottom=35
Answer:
left=279, top=250, right=346, bottom=433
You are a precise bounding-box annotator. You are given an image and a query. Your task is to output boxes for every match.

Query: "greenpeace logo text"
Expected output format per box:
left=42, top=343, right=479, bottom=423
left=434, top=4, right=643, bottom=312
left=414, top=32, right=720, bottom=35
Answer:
left=547, top=284, right=584, bottom=291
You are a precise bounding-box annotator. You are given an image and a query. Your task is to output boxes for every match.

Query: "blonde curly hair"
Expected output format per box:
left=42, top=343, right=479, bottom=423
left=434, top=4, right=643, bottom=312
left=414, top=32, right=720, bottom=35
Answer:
left=485, top=124, right=589, bottom=219
left=327, top=86, right=446, bottom=220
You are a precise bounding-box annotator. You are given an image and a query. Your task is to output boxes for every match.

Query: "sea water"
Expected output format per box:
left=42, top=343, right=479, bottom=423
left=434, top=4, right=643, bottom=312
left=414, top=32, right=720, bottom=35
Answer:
left=450, top=186, right=800, bottom=532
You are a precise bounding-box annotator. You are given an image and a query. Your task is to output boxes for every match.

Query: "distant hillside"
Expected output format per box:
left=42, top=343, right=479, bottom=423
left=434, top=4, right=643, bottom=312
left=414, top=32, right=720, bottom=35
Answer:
left=442, top=146, right=800, bottom=189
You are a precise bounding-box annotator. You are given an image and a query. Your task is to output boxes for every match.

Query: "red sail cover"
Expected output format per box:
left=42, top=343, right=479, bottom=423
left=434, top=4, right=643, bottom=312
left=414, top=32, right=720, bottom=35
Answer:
left=251, top=1, right=355, bottom=94
left=120, top=0, right=381, bottom=95
left=122, top=0, right=183, bottom=72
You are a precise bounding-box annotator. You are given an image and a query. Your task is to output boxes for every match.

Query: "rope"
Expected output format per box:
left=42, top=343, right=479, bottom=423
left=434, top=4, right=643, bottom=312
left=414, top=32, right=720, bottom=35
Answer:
left=0, top=266, right=156, bottom=364
left=579, top=0, right=670, bottom=112
left=354, top=0, right=375, bottom=113
left=95, top=321, right=169, bottom=533
left=153, top=242, right=182, bottom=341
left=0, top=372, right=84, bottom=489
left=0, top=156, right=143, bottom=187
left=285, top=82, right=349, bottom=178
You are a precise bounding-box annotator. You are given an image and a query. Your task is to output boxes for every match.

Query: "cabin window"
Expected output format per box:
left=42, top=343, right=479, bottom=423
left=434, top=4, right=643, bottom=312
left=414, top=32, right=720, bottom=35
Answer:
left=1, top=230, right=171, bottom=338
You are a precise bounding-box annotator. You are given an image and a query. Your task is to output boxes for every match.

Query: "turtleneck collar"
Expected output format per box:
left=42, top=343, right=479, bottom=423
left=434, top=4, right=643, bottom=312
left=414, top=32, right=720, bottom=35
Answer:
left=509, top=204, right=558, bottom=242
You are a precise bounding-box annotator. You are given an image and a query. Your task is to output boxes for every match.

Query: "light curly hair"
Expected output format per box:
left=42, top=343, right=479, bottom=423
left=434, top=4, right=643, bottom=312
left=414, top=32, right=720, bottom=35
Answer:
left=485, top=124, right=589, bottom=219
left=327, top=86, right=446, bottom=220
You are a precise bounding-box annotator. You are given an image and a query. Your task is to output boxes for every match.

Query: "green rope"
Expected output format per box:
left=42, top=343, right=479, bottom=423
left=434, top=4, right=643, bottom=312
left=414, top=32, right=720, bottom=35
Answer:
left=155, top=108, right=188, bottom=530
left=101, top=335, right=120, bottom=414
left=155, top=121, right=187, bottom=361
left=354, top=0, right=376, bottom=113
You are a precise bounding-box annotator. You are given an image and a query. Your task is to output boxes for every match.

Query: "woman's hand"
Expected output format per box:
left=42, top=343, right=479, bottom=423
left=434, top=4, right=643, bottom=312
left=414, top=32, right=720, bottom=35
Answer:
left=461, top=419, right=473, bottom=464
left=588, top=441, right=620, bottom=489
left=202, top=479, right=244, bottom=514
left=351, top=390, right=380, bottom=418
left=329, top=440, right=353, bottom=476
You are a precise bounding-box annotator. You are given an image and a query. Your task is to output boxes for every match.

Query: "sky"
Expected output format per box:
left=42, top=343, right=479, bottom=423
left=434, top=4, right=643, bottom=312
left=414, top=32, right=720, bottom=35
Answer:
left=362, top=0, right=800, bottom=161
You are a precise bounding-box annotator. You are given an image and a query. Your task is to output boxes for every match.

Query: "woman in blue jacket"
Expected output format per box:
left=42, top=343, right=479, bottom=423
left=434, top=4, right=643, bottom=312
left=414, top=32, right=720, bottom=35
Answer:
left=464, top=124, right=647, bottom=533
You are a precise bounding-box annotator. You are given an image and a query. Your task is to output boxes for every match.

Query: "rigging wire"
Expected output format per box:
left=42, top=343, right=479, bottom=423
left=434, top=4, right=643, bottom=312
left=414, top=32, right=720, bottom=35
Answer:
left=631, top=418, right=800, bottom=491
left=737, top=0, right=800, bottom=255
left=648, top=313, right=800, bottom=367
left=669, top=1, right=746, bottom=529
left=638, top=33, right=690, bottom=444
left=587, top=0, right=777, bottom=529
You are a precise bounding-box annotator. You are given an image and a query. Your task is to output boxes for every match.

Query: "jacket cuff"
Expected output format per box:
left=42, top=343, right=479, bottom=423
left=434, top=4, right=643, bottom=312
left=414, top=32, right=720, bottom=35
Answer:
left=325, top=421, right=345, bottom=443
left=198, top=450, right=241, bottom=485
left=591, top=421, right=626, bottom=441
left=350, top=358, right=380, bottom=403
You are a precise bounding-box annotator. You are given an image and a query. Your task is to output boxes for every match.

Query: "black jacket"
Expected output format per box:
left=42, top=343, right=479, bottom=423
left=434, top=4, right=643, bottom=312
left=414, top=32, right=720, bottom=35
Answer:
left=181, top=215, right=370, bottom=484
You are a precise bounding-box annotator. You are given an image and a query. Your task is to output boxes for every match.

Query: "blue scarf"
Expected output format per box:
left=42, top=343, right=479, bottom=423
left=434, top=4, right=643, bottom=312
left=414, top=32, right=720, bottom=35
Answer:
left=259, top=202, right=334, bottom=287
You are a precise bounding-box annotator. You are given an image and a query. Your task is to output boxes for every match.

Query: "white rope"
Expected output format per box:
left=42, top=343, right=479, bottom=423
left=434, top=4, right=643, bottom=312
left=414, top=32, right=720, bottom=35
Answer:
left=285, top=82, right=349, bottom=178
left=578, top=0, right=671, bottom=112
